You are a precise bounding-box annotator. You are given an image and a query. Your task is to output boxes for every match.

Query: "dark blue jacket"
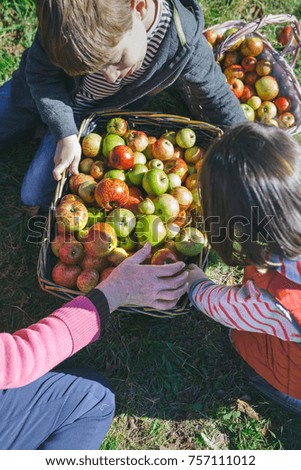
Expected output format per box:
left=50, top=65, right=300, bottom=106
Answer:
left=11, top=0, right=245, bottom=141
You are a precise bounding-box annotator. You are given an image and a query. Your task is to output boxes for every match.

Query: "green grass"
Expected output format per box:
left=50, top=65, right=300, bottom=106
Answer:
left=1, top=0, right=301, bottom=450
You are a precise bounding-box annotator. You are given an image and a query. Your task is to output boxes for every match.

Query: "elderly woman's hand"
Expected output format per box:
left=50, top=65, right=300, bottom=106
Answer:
left=98, top=243, right=189, bottom=312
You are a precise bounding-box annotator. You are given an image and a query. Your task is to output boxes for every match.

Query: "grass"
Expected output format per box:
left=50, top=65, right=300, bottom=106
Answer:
left=1, top=0, right=301, bottom=450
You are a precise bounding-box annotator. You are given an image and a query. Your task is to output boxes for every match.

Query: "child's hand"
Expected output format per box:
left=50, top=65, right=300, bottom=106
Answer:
left=186, top=264, right=208, bottom=288
left=53, top=135, right=82, bottom=181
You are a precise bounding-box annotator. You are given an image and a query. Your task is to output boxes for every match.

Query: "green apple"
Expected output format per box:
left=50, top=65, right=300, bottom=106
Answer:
left=166, top=222, right=181, bottom=240
left=117, top=234, right=138, bottom=252
left=104, top=169, right=126, bottom=181
left=127, top=164, right=148, bottom=186
left=175, top=128, right=196, bottom=149
left=153, top=193, right=180, bottom=223
left=135, top=214, right=167, bottom=247
left=240, top=104, right=255, bottom=122
left=102, top=134, right=125, bottom=158
left=138, top=198, right=155, bottom=215
left=87, top=207, right=106, bottom=227
left=168, top=173, right=182, bottom=190
left=133, top=151, right=147, bottom=165
left=174, top=227, right=205, bottom=256
left=161, top=131, right=176, bottom=145
left=142, top=169, right=169, bottom=197
left=106, top=208, right=136, bottom=238
left=147, top=159, right=164, bottom=170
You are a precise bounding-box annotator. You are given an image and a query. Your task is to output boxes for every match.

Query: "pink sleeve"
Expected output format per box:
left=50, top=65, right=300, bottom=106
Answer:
left=0, top=296, right=101, bottom=389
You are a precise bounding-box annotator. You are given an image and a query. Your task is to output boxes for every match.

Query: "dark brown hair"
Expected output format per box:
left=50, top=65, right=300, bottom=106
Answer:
left=36, top=0, right=133, bottom=76
left=200, top=122, right=301, bottom=267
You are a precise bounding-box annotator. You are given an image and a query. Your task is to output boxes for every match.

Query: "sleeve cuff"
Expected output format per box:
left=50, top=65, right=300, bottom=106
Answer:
left=86, top=289, right=110, bottom=331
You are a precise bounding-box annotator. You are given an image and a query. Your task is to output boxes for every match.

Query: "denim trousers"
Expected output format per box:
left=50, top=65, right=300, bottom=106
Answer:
left=0, top=368, right=115, bottom=450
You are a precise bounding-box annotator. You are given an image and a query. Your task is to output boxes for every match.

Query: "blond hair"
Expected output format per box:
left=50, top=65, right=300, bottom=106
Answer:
left=36, top=0, right=133, bottom=76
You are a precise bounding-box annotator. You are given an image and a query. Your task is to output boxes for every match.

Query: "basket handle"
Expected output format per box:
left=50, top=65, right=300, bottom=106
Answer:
left=215, top=14, right=301, bottom=68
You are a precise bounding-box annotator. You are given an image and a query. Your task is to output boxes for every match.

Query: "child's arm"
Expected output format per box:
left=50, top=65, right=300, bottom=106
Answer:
left=187, top=265, right=301, bottom=342
left=177, top=34, right=246, bottom=127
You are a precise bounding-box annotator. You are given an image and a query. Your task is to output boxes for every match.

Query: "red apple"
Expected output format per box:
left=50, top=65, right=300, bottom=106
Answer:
left=152, top=137, right=175, bottom=161
left=185, top=173, right=198, bottom=191
left=277, top=25, right=293, bottom=46
left=58, top=239, right=85, bottom=265
left=228, top=77, right=244, bottom=99
left=125, top=130, right=149, bottom=152
left=108, top=145, right=134, bottom=170
left=273, top=96, right=291, bottom=113
left=171, top=186, right=193, bottom=210
left=90, top=160, right=105, bottom=181
left=81, top=133, right=102, bottom=158
left=60, top=194, right=84, bottom=205
left=123, top=186, right=143, bottom=214
left=164, top=158, right=188, bottom=181
left=223, top=51, right=240, bottom=67
left=278, top=112, right=295, bottom=128
left=106, top=117, right=128, bottom=136
left=224, top=65, right=245, bottom=81
left=51, top=232, right=75, bottom=257
left=84, top=222, right=117, bottom=258
left=244, top=71, right=260, bottom=85
left=78, top=180, right=97, bottom=204
left=256, top=59, right=273, bottom=76
left=203, top=29, right=218, bottom=46
left=100, top=266, right=116, bottom=282
left=241, top=56, right=257, bottom=72
left=52, top=262, right=82, bottom=288
left=240, top=37, right=264, bottom=57
left=56, top=200, right=89, bottom=232
left=107, top=247, right=129, bottom=266
left=240, top=84, right=256, bottom=103
left=94, top=178, right=129, bottom=210
left=69, top=173, right=95, bottom=194
left=76, top=268, right=99, bottom=293
left=255, top=76, right=279, bottom=101
left=151, top=247, right=181, bottom=265
left=81, top=255, right=109, bottom=272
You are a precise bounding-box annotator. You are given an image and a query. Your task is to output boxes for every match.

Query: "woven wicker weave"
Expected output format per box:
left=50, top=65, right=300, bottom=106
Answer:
left=38, top=112, right=221, bottom=318
left=204, top=14, right=301, bottom=135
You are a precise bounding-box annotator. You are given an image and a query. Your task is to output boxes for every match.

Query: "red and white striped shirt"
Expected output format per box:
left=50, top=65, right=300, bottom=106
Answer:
left=189, top=256, right=301, bottom=343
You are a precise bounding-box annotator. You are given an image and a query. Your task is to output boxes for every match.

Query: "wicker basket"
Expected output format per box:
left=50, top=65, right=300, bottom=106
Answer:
left=38, top=112, right=221, bottom=318
left=204, top=14, right=301, bottom=135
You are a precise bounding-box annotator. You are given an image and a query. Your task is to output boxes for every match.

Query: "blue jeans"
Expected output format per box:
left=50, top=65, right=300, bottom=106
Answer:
left=0, top=368, right=115, bottom=450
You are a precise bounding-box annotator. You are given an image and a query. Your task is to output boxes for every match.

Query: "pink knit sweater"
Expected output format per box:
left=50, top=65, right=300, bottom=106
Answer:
left=0, top=295, right=105, bottom=389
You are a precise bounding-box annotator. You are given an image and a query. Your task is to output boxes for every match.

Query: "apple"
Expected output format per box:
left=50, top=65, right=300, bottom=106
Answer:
left=161, top=131, right=177, bottom=145
left=167, top=173, right=182, bottom=190
left=106, top=207, right=136, bottom=238
left=60, top=193, right=84, bottom=205
left=143, top=136, right=157, bottom=160
left=244, top=71, right=259, bottom=85
left=184, top=146, right=205, bottom=164
left=257, top=101, right=277, bottom=121
left=102, top=134, right=125, bottom=158
left=255, top=76, right=279, bottom=101
left=84, top=222, right=117, bottom=257
left=153, top=193, right=180, bottom=223
left=87, top=207, right=106, bottom=226
left=81, top=133, right=102, bottom=158
left=127, top=163, right=148, bottom=186
left=138, top=197, right=155, bottom=215
left=79, top=157, right=94, bottom=174
left=172, top=145, right=184, bottom=160
left=56, top=200, right=88, bottom=232
left=273, top=96, right=291, bottom=113
left=147, top=159, right=164, bottom=170
left=240, top=84, right=256, bottom=103
left=125, top=130, right=149, bottom=152
left=78, top=180, right=97, bottom=204
left=203, top=29, right=218, bottom=46
left=185, top=173, right=198, bottom=191
left=247, top=95, right=262, bottom=110
left=260, top=117, right=279, bottom=127
left=187, top=164, right=197, bottom=175
left=171, top=186, right=193, bottom=210
left=228, top=77, right=244, bottom=99
left=164, top=158, right=188, bottom=181
left=135, top=214, right=167, bottom=247
left=117, top=234, right=137, bottom=252
left=277, top=25, right=293, bottom=46
left=100, top=266, right=116, bottom=282
left=76, top=269, right=99, bottom=293
left=173, top=209, right=189, bottom=228
left=240, top=103, right=255, bottom=121
left=104, top=169, right=126, bottom=181
left=52, top=262, right=82, bottom=288
left=241, top=56, right=257, bottom=72
left=81, top=255, right=109, bottom=272
left=256, top=59, right=273, bottom=77
left=51, top=232, right=75, bottom=257
left=240, top=37, right=264, bottom=57
left=58, top=239, right=84, bottom=265
left=90, top=160, right=105, bottom=181
left=123, top=186, right=143, bottom=214
left=142, top=169, right=169, bottom=197
left=94, top=178, right=129, bottom=210
left=151, top=247, right=181, bottom=265
left=174, top=227, right=206, bottom=257
left=195, top=159, right=203, bottom=173
left=152, top=137, right=175, bottom=161
left=224, top=65, right=245, bottom=81
left=278, top=112, right=295, bottom=128
left=69, top=173, right=95, bottom=194
left=223, top=50, right=240, bottom=67
left=75, top=227, right=90, bottom=242
left=176, top=128, right=196, bottom=149
left=108, top=145, right=134, bottom=170
left=165, top=222, right=181, bottom=240
left=107, top=247, right=129, bottom=266
left=133, top=151, right=147, bottom=165
left=222, top=27, right=244, bottom=51
left=106, top=117, right=128, bottom=136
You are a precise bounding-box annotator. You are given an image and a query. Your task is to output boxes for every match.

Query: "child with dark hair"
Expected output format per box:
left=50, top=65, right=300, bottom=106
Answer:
left=0, top=0, right=245, bottom=211
left=188, top=122, right=301, bottom=414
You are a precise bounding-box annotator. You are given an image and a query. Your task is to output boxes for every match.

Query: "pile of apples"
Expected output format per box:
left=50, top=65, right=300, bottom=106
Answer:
left=204, top=25, right=296, bottom=128
left=51, top=117, right=206, bottom=294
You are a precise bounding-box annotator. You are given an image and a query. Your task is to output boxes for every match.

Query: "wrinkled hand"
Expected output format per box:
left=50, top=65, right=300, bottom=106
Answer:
left=186, top=264, right=207, bottom=288
left=53, top=135, right=81, bottom=181
left=98, top=243, right=189, bottom=312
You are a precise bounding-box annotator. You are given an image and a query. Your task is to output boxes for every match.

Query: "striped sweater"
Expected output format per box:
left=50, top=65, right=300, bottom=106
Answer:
left=189, top=256, right=301, bottom=342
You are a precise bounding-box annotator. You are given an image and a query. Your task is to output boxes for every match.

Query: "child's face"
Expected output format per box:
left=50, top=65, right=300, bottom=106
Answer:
left=101, top=15, right=148, bottom=83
